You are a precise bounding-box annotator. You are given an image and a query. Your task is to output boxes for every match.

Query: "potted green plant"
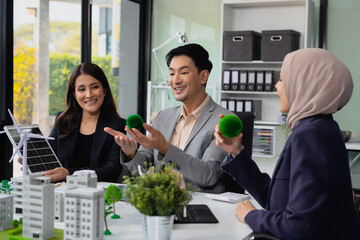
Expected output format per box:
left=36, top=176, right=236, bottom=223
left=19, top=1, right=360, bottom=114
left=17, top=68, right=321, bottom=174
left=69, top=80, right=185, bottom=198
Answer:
left=123, top=165, right=193, bottom=240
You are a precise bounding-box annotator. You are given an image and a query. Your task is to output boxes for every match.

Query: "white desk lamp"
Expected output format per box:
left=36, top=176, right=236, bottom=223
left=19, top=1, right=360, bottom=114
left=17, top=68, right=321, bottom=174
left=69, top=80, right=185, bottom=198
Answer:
left=152, top=32, right=187, bottom=83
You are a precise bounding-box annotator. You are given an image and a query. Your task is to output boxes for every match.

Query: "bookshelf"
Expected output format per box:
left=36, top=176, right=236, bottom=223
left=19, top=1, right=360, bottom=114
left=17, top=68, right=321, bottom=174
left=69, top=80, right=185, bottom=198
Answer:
left=220, top=0, right=315, bottom=158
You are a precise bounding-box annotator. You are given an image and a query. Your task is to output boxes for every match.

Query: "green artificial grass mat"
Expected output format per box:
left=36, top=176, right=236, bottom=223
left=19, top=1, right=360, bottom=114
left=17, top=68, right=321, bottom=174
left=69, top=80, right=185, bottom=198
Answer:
left=0, top=227, right=63, bottom=240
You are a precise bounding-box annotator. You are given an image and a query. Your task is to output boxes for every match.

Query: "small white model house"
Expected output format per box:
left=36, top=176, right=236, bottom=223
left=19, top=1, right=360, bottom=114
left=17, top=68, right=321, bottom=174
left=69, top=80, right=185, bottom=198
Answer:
left=66, top=170, right=97, bottom=189
left=64, top=187, right=105, bottom=240
left=22, top=175, right=54, bottom=240
left=10, top=177, right=23, bottom=215
left=0, top=194, right=13, bottom=231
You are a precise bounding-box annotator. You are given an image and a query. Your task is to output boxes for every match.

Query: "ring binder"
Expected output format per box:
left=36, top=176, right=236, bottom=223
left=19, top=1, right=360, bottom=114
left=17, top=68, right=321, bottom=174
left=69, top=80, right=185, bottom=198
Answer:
left=231, top=70, right=239, bottom=91
left=256, top=71, right=264, bottom=91
left=222, top=70, right=231, bottom=90
left=247, top=71, right=256, bottom=91
left=239, top=70, right=247, bottom=91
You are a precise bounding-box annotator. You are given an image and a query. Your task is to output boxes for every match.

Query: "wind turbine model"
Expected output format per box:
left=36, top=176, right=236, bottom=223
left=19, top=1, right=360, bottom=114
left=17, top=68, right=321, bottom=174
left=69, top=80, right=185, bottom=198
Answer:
left=6, top=109, right=54, bottom=175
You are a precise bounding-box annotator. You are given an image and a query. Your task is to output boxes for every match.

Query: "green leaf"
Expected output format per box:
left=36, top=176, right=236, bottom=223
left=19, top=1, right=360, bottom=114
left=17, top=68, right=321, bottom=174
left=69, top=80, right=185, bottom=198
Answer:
left=123, top=165, right=193, bottom=216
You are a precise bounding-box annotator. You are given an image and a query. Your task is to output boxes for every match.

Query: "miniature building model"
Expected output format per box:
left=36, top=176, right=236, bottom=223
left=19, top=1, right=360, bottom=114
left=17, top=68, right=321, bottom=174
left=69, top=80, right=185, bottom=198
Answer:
left=0, top=194, right=13, bottom=231
left=54, top=191, right=64, bottom=222
left=22, top=175, right=54, bottom=240
left=64, top=187, right=105, bottom=240
left=10, top=177, right=23, bottom=214
left=66, top=170, right=97, bottom=189
left=55, top=170, right=98, bottom=223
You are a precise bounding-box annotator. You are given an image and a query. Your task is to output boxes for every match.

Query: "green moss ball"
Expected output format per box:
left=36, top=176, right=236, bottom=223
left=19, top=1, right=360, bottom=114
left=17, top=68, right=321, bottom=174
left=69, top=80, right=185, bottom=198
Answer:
left=219, top=115, right=243, bottom=138
left=126, top=114, right=144, bottom=130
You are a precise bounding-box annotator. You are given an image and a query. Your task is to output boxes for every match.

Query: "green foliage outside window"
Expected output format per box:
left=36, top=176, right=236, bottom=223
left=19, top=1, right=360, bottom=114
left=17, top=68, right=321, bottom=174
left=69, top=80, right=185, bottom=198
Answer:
left=13, top=43, right=37, bottom=124
left=49, top=54, right=119, bottom=115
left=14, top=21, right=118, bottom=122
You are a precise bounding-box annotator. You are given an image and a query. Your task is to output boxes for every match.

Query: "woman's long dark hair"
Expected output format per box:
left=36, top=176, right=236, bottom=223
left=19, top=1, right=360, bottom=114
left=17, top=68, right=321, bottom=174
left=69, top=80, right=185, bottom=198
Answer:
left=55, top=63, right=119, bottom=137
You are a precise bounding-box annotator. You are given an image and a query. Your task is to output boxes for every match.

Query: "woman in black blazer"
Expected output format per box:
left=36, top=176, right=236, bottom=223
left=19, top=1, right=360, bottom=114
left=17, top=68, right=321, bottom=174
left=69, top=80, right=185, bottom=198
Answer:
left=45, top=63, right=126, bottom=182
left=215, top=49, right=360, bottom=239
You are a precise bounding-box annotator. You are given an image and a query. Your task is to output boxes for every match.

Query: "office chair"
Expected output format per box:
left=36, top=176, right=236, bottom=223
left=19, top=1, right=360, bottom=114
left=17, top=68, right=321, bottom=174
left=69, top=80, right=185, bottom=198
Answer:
left=221, top=111, right=255, bottom=194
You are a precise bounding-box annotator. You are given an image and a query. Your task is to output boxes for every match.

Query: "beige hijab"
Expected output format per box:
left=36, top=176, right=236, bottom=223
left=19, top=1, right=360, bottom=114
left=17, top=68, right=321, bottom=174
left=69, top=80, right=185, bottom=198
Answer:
left=281, top=48, right=353, bottom=130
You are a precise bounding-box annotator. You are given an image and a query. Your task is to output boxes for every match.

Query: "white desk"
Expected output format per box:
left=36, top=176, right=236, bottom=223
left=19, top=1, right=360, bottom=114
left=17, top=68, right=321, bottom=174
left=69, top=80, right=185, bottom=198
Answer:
left=55, top=191, right=254, bottom=240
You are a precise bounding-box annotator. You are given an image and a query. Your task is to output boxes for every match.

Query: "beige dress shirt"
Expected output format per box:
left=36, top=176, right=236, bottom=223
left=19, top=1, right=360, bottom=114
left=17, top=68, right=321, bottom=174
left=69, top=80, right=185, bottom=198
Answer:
left=170, top=95, right=210, bottom=150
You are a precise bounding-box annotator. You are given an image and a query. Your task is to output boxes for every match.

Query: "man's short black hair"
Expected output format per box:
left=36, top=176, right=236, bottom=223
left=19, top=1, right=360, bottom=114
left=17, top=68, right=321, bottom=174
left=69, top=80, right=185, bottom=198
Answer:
left=166, top=43, right=213, bottom=73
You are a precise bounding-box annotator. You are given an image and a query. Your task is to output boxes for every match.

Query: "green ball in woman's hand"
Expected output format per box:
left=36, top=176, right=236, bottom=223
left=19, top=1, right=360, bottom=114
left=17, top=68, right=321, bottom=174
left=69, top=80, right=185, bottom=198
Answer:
left=219, top=115, right=243, bottom=138
left=126, top=114, right=144, bottom=130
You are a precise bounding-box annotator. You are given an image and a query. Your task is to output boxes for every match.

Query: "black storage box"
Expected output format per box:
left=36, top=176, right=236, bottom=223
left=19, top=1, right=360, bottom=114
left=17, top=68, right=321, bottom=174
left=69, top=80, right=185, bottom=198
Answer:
left=223, top=31, right=261, bottom=61
left=261, top=30, right=300, bottom=61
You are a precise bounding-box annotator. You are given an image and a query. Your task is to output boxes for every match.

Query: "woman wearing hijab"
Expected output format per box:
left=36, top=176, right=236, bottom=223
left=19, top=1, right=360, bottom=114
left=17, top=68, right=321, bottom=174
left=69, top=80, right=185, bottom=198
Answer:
left=214, top=48, right=360, bottom=239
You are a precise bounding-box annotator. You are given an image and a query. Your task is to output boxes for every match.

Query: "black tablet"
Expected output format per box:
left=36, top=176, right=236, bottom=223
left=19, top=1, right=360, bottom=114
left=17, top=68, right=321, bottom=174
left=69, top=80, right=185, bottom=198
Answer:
left=174, top=204, right=218, bottom=224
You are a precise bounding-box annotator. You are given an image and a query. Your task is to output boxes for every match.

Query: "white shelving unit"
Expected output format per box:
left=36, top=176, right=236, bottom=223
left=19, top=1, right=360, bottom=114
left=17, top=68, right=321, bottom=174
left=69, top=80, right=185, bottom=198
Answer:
left=220, top=0, right=315, bottom=157
left=253, top=125, right=287, bottom=158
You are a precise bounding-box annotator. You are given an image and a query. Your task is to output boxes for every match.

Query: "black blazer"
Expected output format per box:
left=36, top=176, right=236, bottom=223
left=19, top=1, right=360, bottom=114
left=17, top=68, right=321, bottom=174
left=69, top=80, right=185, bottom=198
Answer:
left=49, top=111, right=126, bottom=182
left=222, top=114, right=360, bottom=239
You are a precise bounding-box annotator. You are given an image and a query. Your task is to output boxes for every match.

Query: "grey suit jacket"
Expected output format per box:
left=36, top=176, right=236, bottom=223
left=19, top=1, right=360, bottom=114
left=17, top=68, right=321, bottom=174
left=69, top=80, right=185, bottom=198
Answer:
left=121, top=97, right=234, bottom=193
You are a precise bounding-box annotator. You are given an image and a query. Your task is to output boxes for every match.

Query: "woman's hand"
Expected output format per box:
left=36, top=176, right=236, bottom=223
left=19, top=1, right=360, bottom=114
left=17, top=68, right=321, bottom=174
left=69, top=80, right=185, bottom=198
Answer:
left=43, top=167, right=69, bottom=183
left=104, top=127, right=138, bottom=160
left=235, top=200, right=256, bottom=224
left=18, top=157, right=23, bottom=165
left=214, top=114, right=244, bottom=157
left=17, top=157, right=29, bottom=174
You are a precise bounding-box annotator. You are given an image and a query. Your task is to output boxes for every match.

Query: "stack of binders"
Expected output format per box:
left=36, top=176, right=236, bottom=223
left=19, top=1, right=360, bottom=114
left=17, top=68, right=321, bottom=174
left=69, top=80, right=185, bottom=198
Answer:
left=221, top=99, right=262, bottom=121
left=222, top=70, right=279, bottom=92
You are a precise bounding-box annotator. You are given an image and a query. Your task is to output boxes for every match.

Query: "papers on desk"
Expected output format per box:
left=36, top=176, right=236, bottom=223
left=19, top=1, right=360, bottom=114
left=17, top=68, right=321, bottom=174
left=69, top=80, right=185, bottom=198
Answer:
left=205, top=192, right=251, bottom=203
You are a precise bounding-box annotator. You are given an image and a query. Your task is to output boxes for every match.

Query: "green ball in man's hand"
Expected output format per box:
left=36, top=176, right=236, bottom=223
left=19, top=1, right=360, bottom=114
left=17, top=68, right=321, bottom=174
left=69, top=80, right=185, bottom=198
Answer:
left=126, top=114, right=144, bottom=130
left=219, top=115, right=243, bottom=138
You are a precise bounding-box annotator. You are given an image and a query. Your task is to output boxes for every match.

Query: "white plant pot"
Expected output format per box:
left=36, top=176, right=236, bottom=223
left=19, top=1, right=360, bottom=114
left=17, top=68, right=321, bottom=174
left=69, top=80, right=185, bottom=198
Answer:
left=142, top=214, right=174, bottom=240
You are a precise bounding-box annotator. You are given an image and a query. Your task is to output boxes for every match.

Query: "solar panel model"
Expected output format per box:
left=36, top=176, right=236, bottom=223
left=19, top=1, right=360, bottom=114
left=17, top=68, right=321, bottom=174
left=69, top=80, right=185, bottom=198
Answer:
left=4, top=124, right=62, bottom=173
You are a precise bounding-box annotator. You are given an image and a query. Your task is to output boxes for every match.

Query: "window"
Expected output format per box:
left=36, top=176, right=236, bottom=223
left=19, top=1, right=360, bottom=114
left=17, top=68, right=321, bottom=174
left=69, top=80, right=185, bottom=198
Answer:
left=32, top=233, right=40, bottom=239
left=1, top=0, right=151, bottom=180
left=12, top=0, right=81, bottom=177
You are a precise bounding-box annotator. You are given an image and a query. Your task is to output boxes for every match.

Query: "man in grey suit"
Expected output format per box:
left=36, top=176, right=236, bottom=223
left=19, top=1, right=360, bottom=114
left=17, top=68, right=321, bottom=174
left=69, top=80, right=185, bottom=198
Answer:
left=105, top=43, right=233, bottom=193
